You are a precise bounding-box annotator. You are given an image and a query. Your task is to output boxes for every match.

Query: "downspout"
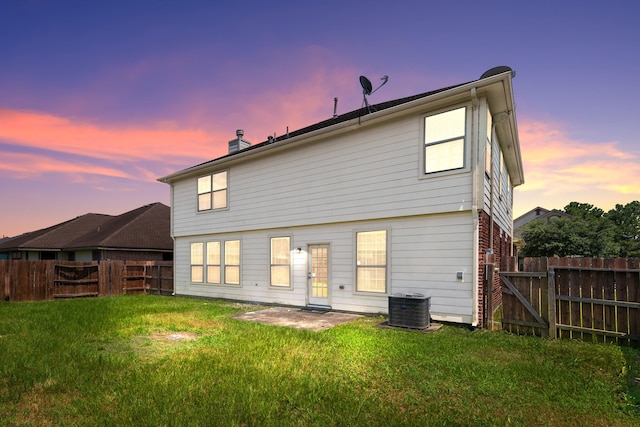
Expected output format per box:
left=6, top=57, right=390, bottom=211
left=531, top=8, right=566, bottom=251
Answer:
left=470, top=87, right=480, bottom=327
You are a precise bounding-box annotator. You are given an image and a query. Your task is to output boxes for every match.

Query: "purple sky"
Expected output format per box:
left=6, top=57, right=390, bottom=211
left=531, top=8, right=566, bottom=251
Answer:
left=1, top=1, right=639, bottom=237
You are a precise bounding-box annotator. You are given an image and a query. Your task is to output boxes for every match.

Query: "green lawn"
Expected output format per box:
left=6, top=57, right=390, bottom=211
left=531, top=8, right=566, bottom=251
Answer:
left=1, top=295, right=638, bottom=426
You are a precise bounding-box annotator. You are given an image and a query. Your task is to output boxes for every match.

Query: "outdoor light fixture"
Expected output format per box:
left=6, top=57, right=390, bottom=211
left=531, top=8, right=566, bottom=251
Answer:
left=297, top=247, right=302, bottom=254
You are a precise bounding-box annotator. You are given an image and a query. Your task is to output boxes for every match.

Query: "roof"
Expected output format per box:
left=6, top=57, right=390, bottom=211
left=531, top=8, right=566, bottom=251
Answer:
left=514, top=207, right=572, bottom=237
left=0, top=203, right=172, bottom=252
left=158, top=67, right=524, bottom=187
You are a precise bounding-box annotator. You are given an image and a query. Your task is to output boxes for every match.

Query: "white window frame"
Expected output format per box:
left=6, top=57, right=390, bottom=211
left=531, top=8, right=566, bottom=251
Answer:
left=421, top=105, right=469, bottom=177
left=354, top=229, right=389, bottom=294
left=190, top=242, right=204, bottom=283
left=224, top=240, right=241, bottom=285
left=499, top=150, right=505, bottom=199
left=270, top=236, right=292, bottom=288
left=197, top=170, right=228, bottom=212
left=206, top=241, right=221, bottom=284
left=485, top=108, right=493, bottom=179
left=190, top=239, right=241, bottom=286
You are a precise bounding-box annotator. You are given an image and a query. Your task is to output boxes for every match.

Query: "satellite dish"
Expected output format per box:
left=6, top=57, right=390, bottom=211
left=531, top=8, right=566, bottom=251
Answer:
left=480, top=66, right=515, bottom=79
left=359, top=76, right=373, bottom=95
left=359, top=75, right=389, bottom=113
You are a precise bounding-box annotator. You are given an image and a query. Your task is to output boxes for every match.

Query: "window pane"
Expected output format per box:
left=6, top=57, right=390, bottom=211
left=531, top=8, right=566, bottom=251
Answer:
left=197, top=176, right=211, bottom=194
left=357, top=230, right=387, bottom=265
left=357, top=267, right=386, bottom=292
left=226, top=266, right=239, bottom=284
left=190, top=242, right=203, bottom=264
left=206, top=242, right=220, bottom=265
left=356, top=230, right=386, bottom=292
left=191, top=266, right=203, bottom=283
left=207, top=266, right=220, bottom=284
left=425, top=107, right=465, bottom=143
left=212, top=190, right=227, bottom=209
left=198, top=193, right=211, bottom=211
left=271, top=237, right=290, bottom=264
left=225, top=240, right=240, bottom=265
left=212, top=171, right=227, bottom=191
left=485, top=139, right=492, bottom=177
left=425, top=139, right=464, bottom=173
left=271, top=266, right=290, bottom=287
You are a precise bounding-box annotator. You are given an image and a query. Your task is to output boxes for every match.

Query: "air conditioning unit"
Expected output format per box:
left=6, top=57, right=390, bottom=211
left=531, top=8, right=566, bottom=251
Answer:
left=388, top=293, right=430, bottom=329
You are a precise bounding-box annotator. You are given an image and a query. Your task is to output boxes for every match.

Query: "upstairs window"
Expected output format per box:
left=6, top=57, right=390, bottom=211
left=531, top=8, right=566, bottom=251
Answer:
left=198, top=171, right=227, bottom=211
left=424, top=107, right=466, bottom=174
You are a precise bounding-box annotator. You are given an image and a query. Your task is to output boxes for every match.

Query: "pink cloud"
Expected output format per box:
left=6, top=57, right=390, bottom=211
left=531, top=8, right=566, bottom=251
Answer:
left=0, top=109, right=227, bottom=165
left=0, top=151, right=135, bottom=180
left=514, top=119, right=640, bottom=215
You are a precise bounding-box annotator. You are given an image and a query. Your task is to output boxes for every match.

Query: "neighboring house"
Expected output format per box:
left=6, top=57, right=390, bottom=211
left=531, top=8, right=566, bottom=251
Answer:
left=159, top=67, right=524, bottom=326
left=513, top=206, right=568, bottom=231
left=0, top=203, right=172, bottom=261
left=513, top=207, right=570, bottom=255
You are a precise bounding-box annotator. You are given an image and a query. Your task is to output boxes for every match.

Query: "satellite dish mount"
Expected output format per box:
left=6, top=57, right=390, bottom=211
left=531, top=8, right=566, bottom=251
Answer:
left=360, top=75, right=389, bottom=113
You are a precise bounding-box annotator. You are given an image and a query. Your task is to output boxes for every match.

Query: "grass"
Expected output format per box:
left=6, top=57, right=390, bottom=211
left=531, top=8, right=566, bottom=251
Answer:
left=0, top=295, right=639, bottom=426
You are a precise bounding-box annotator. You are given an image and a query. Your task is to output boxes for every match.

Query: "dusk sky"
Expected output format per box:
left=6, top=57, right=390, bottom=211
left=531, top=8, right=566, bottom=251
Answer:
left=1, top=1, right=639, bottom=238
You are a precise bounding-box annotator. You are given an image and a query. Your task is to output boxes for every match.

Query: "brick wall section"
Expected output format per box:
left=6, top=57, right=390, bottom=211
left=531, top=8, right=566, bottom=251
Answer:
left=477, top=211, right=512, bottom=327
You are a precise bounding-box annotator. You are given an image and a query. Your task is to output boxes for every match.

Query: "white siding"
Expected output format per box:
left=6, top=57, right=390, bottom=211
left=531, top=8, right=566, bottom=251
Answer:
left=172, top=114, right=474, bottom=237
left=174, top=213, right=475, bottom=324
left=483, top=116, right=514, bottom=234
left=168, top=102, right=486, bottom=324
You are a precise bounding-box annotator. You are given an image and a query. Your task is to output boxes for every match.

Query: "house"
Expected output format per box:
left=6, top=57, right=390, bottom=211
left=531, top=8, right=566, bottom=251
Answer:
left=513, top=206, right=568, bottom=231
left=158, top=67, right=524, bottom=326
left=513, top=207, right=571, bottom=255
left=0, top=203, right=172, bottom=261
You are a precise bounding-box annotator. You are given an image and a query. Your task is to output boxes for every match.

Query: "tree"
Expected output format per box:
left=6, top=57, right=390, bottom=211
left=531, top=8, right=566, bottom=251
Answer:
left=519, top=201, right=631, bottom=258
left=563, top=202, right=605, bottom=220
left=605, top=201, right=640, bottom=257
left=520, top=215, right=619, bottom=258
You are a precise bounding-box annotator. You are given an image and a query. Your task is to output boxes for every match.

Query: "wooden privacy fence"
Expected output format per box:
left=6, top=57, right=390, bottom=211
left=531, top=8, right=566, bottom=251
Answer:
left=498, top=257, right=640, bottom=344
left=0, top=260, right=173, bottom=302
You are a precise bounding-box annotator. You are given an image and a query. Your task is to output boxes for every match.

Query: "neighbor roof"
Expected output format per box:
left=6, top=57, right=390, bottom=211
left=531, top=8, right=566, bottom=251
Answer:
left=0, top=203, right=172, bottom=252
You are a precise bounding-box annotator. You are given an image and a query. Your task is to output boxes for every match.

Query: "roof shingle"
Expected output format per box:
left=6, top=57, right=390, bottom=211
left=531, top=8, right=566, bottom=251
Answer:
left=0, top=203, right=172, bottom=251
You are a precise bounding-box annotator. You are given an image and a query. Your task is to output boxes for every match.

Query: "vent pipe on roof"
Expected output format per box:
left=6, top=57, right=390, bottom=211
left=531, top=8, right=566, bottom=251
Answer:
left=228, top=129, right=251, bottom=154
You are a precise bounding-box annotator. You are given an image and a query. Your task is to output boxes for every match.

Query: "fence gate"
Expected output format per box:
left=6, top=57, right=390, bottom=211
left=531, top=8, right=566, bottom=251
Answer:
left=500, top=260, right=554, bottom=338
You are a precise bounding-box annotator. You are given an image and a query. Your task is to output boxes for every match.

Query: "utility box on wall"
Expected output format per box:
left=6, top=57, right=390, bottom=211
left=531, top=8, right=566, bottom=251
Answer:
left=388, top=293, right=431, bottom=329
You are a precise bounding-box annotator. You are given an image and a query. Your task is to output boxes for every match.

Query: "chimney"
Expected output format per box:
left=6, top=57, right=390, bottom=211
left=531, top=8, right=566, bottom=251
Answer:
left=228, top=129, right=251, bottom=154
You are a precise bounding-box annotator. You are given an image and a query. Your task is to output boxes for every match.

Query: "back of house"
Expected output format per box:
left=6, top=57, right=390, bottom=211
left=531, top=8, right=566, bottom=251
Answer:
left=159, top=67, right=524, bottom=326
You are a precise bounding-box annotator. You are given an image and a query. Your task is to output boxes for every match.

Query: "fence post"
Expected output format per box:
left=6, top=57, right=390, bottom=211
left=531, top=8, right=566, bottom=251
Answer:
left=547, top=268, right=557, bottom=339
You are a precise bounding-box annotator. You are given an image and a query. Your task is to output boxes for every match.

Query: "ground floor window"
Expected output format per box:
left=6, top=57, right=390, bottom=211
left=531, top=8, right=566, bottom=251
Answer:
left=190, top=242, right=204, bottom=282
left=356, top=230, right=387, bottom=293
left=270, top=236, right=291, bottom=287
left=224, top=240, right=241, bottom=285
left=206, top=241, right=221, bottom=284
left=191, top=239, right=241, bottom=285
